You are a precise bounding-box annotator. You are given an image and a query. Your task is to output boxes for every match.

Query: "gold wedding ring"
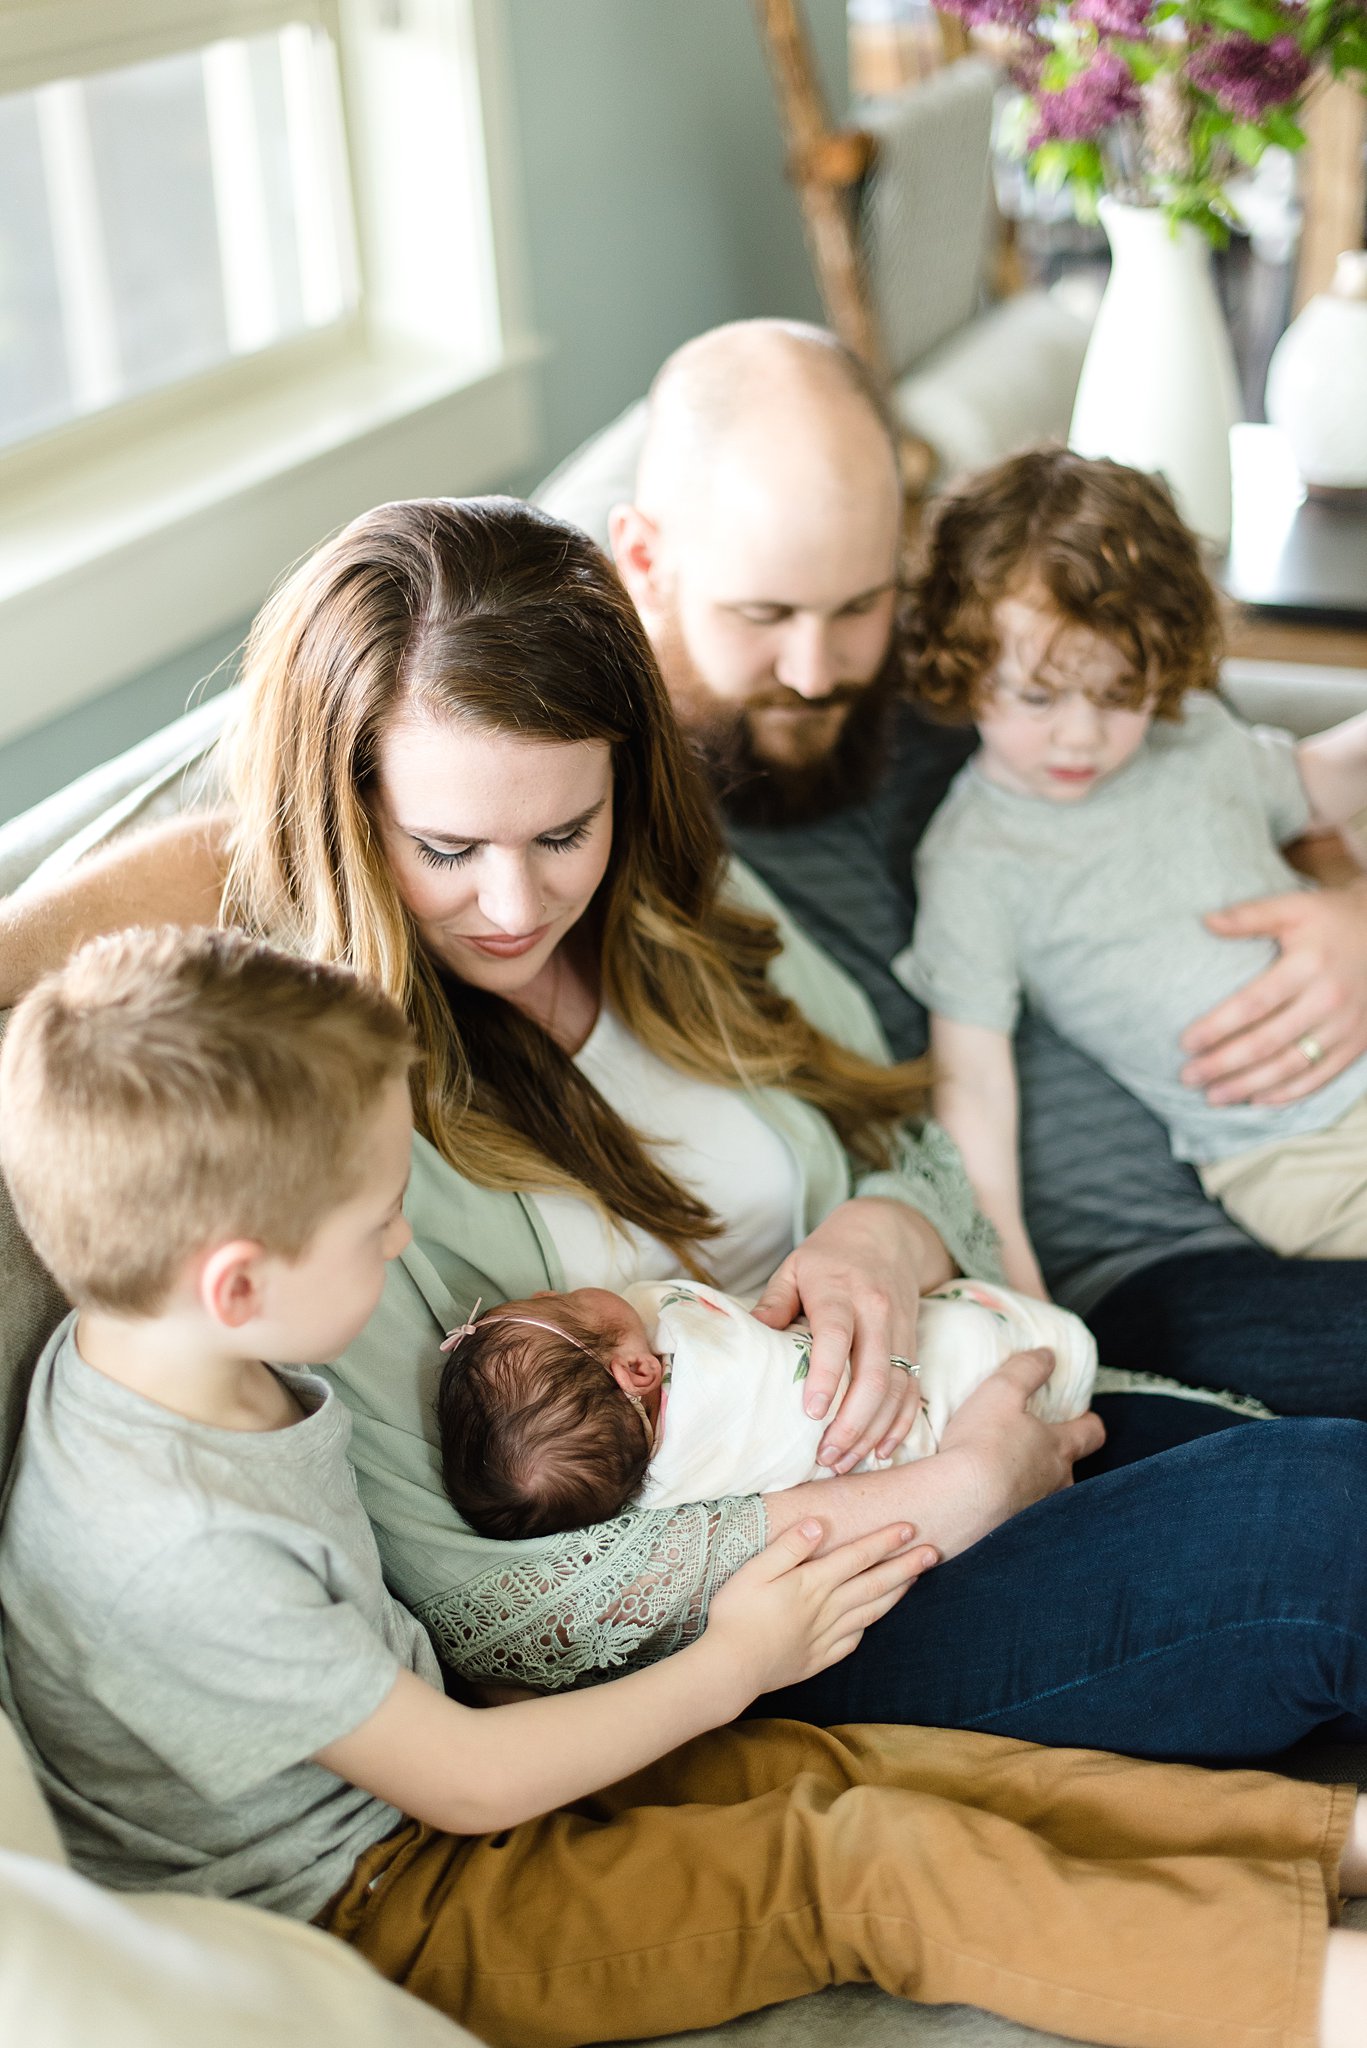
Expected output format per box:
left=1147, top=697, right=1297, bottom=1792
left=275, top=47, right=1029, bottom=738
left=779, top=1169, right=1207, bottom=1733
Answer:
left=1296, top=1033, right=1326, bottom=1067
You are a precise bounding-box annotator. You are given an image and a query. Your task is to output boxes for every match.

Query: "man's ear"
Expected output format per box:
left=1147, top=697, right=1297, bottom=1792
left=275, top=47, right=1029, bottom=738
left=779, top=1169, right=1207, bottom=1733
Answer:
left=609, top=503, right=667, bottom=616
left=606, top=1340, right=664, bottom=1396
left=199, top=1240, right=270, bottom=1331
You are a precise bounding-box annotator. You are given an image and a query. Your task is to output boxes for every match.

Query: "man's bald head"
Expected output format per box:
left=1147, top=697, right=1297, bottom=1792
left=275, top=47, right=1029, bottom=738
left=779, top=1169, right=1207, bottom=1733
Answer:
left=635, top=319, right=900, bottom=544
left=611, top=320, right=905, bottom=827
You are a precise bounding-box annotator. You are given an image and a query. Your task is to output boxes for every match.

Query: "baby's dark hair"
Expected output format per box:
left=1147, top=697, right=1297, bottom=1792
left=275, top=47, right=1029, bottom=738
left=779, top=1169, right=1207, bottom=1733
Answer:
left=437, top=1311, right=653, bottom=1540
left=905, top=446, right=1223, bottom=726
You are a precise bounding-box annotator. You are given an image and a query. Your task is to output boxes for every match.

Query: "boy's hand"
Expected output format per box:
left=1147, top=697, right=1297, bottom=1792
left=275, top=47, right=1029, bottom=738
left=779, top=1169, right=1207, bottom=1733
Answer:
left=703, top=1519, right=935, bottom=1699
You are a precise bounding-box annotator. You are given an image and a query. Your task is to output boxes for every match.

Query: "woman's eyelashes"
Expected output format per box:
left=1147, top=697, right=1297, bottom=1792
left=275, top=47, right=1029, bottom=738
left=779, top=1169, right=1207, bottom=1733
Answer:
left=411, top=823, right=593, bottom=871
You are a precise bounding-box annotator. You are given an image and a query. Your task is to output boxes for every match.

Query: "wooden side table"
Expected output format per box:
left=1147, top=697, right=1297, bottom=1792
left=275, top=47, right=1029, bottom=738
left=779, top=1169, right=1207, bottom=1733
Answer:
left=1221, top=422, right=1367, bottom=670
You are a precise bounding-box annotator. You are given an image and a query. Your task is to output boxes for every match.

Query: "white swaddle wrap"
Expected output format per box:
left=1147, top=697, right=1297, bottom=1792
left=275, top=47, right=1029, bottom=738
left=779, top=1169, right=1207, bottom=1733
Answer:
left=628, top=1278, right=1097, bottom=1511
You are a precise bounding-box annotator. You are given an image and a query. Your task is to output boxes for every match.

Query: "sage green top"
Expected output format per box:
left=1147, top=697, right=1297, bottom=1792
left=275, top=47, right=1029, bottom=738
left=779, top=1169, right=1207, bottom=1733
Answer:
left=325, top=861, right=1001, bottom=1689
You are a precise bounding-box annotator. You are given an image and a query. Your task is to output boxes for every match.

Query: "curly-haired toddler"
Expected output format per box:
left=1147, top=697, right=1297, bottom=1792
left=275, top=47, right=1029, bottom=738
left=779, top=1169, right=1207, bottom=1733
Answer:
left=895, top=447, right=1367, bottom=1288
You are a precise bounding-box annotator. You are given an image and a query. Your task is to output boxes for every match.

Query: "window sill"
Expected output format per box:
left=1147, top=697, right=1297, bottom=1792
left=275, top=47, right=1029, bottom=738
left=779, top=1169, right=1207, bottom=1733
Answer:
left=0, top=339, right=543, bottom=750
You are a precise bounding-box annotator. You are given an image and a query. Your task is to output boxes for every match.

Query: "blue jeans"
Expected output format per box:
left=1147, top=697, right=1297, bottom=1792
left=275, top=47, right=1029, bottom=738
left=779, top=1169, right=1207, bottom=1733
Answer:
left=1086, top=1245, right=1367, bottom=1417
left=752, top=1417, right=1367, bottom=1759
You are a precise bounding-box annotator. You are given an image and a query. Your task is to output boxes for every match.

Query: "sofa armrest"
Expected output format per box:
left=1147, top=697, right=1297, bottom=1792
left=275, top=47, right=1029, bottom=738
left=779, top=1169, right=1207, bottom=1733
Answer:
left=0, top=694, right=233, bottom=901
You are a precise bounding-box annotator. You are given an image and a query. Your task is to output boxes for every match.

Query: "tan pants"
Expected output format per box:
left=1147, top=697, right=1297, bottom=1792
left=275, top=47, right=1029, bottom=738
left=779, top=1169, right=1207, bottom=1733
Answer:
left=1199, top=1091, right=1367, bottom=1257
left=319, top=1720, right=1353, bottom=2048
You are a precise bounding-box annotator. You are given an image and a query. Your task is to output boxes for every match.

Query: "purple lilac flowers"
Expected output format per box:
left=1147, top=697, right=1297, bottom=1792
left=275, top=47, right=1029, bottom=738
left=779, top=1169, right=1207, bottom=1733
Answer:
left=1186, top=33, right=1313, bottom=120
left=1029, top=47, right=1142, bottom=144
left=1073, top=0, right=1155, bottom=35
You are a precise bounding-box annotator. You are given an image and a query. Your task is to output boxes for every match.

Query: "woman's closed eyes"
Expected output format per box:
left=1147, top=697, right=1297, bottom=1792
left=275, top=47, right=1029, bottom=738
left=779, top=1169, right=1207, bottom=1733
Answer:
left=411, top=821, right=594, bottom=871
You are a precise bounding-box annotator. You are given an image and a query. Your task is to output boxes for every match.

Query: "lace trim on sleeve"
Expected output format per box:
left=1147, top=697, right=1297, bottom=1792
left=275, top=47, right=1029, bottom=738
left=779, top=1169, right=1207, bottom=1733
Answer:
left=412, top=1494, right=769, bottom=1690
left=858, top=1118, right=1005, bottom=1284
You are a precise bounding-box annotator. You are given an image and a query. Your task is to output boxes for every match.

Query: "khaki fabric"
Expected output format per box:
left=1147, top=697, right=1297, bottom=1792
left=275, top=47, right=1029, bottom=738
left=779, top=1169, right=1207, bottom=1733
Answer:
left=1200, top=1090, right=1367, bottom=1257
left=321, top=1719, right=1352, bottom=2048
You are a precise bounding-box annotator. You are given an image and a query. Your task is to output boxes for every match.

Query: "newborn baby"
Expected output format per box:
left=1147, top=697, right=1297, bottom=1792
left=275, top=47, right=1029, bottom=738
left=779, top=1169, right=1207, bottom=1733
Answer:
left=437, top=1278, right=1096, bottom=1540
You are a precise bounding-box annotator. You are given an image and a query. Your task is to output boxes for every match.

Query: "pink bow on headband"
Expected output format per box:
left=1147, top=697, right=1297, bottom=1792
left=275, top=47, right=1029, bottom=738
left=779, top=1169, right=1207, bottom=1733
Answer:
left=440, top=1298, right=484, bottom=1354
left=440, top=1299, right=599, bottom=1363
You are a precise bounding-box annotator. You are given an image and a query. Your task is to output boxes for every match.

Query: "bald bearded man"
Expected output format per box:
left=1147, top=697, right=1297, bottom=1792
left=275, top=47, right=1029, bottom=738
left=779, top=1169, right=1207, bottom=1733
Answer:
left=609, top=320, right=1367, bottom=1420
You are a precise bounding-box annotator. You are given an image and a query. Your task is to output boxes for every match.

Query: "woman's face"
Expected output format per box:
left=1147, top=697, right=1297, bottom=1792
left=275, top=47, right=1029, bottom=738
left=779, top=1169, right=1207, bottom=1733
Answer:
left=373, top=707, right=615, bottom=996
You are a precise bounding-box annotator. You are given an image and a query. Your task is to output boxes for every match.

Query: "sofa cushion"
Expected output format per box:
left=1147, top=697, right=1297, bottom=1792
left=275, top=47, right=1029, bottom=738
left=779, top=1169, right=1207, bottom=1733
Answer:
left=0, top=1132, right=65, bottom=1497
left=0, top=1702, right=64, bottom=1866
left=533, top=398, right=647, bottom=553
left=0, top=694, right=232, bottom=901
left=893, top=287, right=1092, bottom=484
left=0, top=1841, right=478, bottom=2048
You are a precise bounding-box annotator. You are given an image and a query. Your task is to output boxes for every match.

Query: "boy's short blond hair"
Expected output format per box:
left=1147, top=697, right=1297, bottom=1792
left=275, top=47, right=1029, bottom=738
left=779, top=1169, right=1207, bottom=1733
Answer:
left=0, top=926, right=417, bottom=1313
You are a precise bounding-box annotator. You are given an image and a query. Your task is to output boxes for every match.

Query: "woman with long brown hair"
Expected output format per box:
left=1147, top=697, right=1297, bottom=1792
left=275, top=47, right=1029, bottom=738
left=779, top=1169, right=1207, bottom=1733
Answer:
left=223, top=493, right=1045, bottom=1685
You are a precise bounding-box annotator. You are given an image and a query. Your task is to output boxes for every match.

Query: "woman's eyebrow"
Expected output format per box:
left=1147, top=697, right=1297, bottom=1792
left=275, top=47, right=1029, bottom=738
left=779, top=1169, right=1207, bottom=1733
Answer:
left=405, top=796, right=607, bottom=846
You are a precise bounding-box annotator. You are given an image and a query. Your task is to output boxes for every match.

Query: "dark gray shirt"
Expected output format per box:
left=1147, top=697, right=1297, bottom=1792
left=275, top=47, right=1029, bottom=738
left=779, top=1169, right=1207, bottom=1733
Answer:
left=727, top=702, right=1249, bottom=1313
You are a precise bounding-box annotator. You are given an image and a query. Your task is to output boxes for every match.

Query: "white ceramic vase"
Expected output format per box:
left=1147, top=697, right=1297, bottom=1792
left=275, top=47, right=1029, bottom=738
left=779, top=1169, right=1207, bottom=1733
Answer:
left=1069, top=196, right=1242, bottom=547
left=1265, top=251, right=1367, bottom=490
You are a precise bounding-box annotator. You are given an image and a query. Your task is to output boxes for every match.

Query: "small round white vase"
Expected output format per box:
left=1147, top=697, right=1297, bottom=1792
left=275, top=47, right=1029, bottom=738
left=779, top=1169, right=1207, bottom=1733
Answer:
left=1069, top=197, right=1242, bottom=547
left=1265, top=252, right=1367, bottom=490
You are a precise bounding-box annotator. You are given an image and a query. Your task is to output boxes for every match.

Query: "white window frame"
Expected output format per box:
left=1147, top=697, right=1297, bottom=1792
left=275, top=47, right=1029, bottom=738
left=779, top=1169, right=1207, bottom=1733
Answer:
left=0, top=0, right=542, bottom=751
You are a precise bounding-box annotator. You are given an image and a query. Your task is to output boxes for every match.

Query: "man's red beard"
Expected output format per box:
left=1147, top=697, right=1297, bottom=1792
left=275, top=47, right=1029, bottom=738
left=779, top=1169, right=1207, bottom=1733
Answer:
left=655, top=613, right=904, bottom=828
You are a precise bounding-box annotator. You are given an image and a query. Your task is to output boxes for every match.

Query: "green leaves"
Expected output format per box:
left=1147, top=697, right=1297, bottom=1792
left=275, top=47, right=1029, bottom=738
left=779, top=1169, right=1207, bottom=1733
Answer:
left=1260, top=106, right=1306, bottom=147
left=1031, top=138, right=1107, bottom=194
left=1201, top=0, right=1290, bottom=38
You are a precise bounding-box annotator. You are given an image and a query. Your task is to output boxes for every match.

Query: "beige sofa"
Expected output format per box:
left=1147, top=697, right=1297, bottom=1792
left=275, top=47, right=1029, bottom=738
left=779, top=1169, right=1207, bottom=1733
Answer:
left=3, top=416, right=1367, bottom=2048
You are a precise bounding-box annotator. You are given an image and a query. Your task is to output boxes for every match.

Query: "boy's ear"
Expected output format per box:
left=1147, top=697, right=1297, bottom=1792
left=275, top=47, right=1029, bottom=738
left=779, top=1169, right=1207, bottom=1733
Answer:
left=608, top=503, right=666, bottom=616
left=607, top=1341, right=663, bottom=1395
left=199, top=1241, right=270, bottom=1330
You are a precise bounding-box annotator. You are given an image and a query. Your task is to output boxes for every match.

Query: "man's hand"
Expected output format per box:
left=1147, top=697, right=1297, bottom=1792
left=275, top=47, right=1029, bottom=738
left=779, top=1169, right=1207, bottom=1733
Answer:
left=703, top=1518, right=936, bottom=1694
left=751, top=1197, right=954, bottom=1476
left=937, top=1348, right=1105, bottom=1522
left=1180, top=880, right=1367, bottom=1105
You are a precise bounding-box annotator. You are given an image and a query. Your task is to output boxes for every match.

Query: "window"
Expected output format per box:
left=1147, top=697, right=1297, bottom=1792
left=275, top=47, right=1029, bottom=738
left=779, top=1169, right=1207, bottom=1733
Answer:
left=0, top=0, right=537, bottom=748
left=0, top=24, right=356, bottom=450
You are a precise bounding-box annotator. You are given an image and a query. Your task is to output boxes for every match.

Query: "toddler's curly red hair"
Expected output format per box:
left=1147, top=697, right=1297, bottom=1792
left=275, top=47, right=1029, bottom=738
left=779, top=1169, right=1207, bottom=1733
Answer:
left=905, top=447, right=1223, bottom=725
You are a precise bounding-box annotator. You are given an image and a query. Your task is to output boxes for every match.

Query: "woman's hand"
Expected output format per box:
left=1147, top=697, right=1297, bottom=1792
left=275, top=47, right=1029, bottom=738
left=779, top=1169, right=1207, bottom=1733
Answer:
left=1179, top=880, right=1367, bottom=1105
left=751, top=1196, right=956, bottom=1475
left=765, top=1347, right=1103, bottom=1570
left=937, top=1347, right=1106, bottom=1523
left=703, top=1518, right=937, bottom=1695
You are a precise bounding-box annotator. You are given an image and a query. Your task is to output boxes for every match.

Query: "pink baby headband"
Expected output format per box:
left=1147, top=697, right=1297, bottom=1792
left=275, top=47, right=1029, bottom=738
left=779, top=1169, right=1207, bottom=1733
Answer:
left=440, top=1298, right=600, bottom=1361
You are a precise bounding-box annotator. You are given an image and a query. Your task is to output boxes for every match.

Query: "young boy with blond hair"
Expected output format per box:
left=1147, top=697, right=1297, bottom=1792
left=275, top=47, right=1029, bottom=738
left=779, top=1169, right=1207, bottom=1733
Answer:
left=4, top=925, right=1367, bottom=2048
left=896, top=448, right=1367, bottom=1290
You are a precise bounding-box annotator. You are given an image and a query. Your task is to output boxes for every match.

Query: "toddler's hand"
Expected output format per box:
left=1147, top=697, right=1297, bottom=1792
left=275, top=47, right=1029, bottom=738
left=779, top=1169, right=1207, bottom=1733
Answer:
left=703, top=1519, right=936, bottom=1698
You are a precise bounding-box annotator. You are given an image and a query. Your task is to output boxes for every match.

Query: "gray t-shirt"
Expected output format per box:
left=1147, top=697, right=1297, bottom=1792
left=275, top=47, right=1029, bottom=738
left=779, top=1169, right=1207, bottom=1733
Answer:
left=0, top=1315, right=443, bottom=1920
left=898, top=693, right=1367, bottom=1165
left=728, top=701, right=1249, bottom=1312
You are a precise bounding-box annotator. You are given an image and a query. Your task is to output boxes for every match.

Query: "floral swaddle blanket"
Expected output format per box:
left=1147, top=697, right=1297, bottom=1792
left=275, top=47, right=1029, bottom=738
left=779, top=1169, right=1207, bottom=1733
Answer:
left=626, top=1278, right=1097, bottom=1510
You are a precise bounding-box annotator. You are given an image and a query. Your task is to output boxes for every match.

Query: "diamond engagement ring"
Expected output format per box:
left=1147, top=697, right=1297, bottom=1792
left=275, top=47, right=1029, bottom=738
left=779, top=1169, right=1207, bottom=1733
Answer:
left=889, top=1356, right=920, bottom=1377
left=1296, top=1033, right=1326, bottom=1066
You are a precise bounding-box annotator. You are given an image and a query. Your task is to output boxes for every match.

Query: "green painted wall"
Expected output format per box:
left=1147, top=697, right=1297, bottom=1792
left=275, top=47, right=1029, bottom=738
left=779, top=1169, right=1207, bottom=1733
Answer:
left=505, top=0, right=848, bottom=482
left=0, top=0, right=848, bottom=826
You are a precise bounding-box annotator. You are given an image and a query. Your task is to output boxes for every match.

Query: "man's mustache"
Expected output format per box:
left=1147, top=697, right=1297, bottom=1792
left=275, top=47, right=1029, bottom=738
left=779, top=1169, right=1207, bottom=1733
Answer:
left=746, top=682, right=867, bottom=714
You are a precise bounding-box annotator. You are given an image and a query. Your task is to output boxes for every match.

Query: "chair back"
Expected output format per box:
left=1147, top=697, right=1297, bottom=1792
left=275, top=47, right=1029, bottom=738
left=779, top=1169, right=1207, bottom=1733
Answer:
left=860, top=57, right=999, bottom=380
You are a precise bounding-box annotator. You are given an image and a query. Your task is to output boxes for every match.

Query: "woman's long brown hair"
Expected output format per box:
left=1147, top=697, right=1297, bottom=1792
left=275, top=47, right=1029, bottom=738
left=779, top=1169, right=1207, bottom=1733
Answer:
left=225, top=497, right=927, bottom=1272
